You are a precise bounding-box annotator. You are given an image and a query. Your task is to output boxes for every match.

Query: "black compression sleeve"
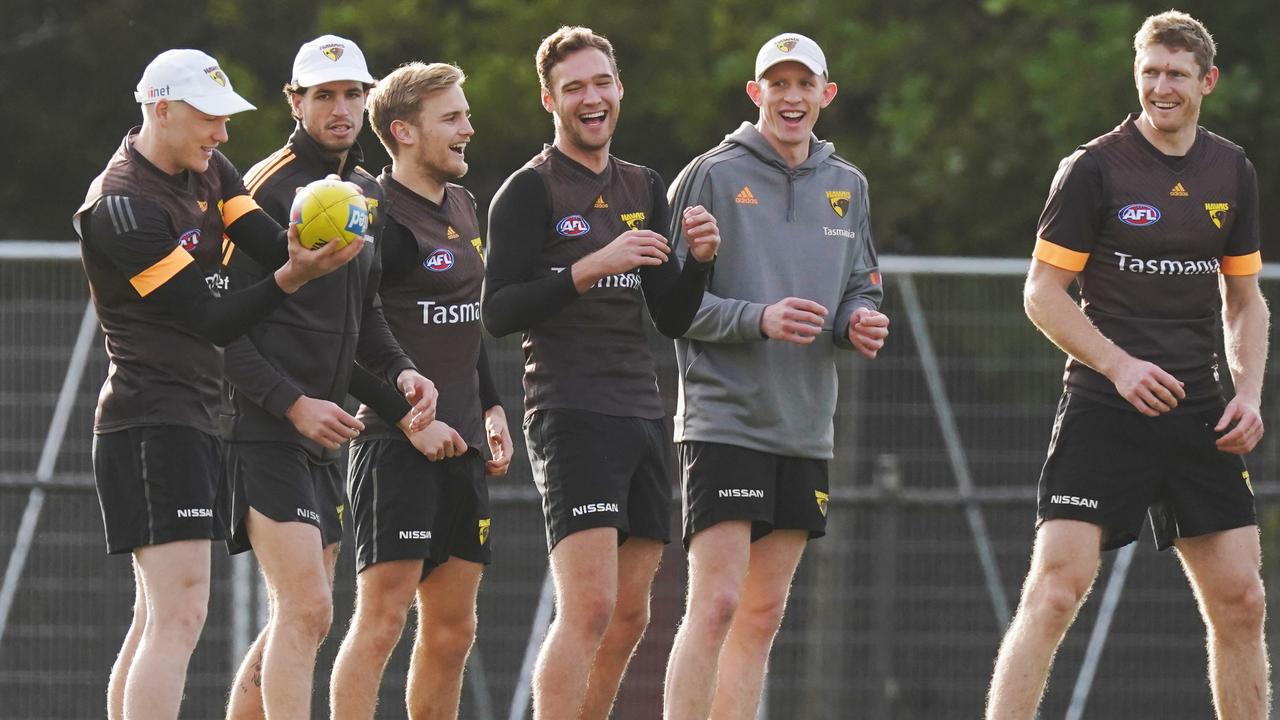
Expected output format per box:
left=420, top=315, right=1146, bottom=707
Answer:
left=146, top=263, right=289, bottom=346
left=348, top=363, right=411, bottom=426
left=224, top=209, right=290, bottom=269
left=378, top=217, right=421, bottom=284
left=477, top=340, right=501, bottom=410
left=639, top=170, right=713, bottom=338
left=481, top=169, right=580, bottom=337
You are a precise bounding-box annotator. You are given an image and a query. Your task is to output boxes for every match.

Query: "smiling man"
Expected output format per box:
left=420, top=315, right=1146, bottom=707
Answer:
left=220, top=35, right=436, bottom=720
left=661, top=32, right=888, bottom=720
left=482, top=25, right=720, bottom=719
left=329, top=61, right=515, bottom=720
left=74, top=48, right=364, bottom=720
left=986, top=11, right=1270, bottom=719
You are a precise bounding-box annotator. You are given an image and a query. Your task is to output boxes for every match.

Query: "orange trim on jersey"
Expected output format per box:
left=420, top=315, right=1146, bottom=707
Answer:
left=1032, top=238, right=1089, bottom=272
left=130, top=246, right=194, bottom=297
left=221, top=195, right=260, bottom=227
left=1222, top=251, right=1262, bottom=276
left=221, top=236, right=236, bottom=266
left=246, top=151, right=296, bottom=195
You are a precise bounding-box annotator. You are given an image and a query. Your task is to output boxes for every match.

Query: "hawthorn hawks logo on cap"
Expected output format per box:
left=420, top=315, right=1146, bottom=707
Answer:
left=321, top=44, right=344, bottom=62
left=777, top=38, right=799, bottom=52
left=204, top=66, right=226, bottom=87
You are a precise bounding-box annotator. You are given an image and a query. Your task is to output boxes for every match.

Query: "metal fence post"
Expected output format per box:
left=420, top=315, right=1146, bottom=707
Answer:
left=871, top=453, right=902, bottom=719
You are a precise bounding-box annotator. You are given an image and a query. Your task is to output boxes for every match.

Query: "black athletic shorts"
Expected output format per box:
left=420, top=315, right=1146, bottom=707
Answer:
left=347, top=439, right=491, bottom=575
left=679, top=440, right=829, bottom=547
left=223, top=442, right=345, bottom=555
left=92, top=426, right=225, bottom=554
left=524, top=408, right=673, bottom=551
left=1037, top=392, right=1256, bottom=551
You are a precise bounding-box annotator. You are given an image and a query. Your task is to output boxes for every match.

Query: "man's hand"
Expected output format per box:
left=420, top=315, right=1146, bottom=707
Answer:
left=572, top=230, right=670, bottom=292
left=396, top=370, right=437, bottom=429
left=1108, top=355, right=1185, bottom=417
left=406, top=420, right=467, bottom=461
left=1215, top=395, right=1265, bottom=454
left=848, top=307, right=890, bottom=359
left=274, top=224, right=365, bottom=293
left=284, top=395, right=364, bottom=450
left=682, top=205, right=720, bottom=263
left=761, top=297, right=828, bottom=344
left=484, top=405, right=514, bottom=477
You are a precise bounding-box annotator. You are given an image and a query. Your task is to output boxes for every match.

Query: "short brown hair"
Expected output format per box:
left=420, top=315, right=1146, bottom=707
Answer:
left=367, top=62, right=465, bottom=156
left=536, top=26, right=618, bottom=91
left=1134, top=10, right=1216, bottom=77
left=281, top=80, right=375, bottom=122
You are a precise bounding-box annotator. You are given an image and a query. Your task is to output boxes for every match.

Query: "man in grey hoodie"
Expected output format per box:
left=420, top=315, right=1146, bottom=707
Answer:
left=662, top=32, right=889, bottom=719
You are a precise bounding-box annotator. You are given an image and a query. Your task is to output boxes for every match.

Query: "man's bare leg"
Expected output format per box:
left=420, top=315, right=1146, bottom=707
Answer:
left=1177, top=525, right=1270, bottom=720
left=707, top=530, right=807, bottom=719
left=663, top=521, right=752, bottom=720
left=330, top=558, right=421, bottom=719
left=122, top=539, right=211, bottom=719
left=108, top=557, right=147, bottom=720
left=532, top=527, right=619, bottom=718
left=406, top=558, right=485, bottom=719
left=581, top=537, right=663, bottom=719
left=242, top=510, right=333, bottom=719
left=985, top=520, right=1101, bottom=720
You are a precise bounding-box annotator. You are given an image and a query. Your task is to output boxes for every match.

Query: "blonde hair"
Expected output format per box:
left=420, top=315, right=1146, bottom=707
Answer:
left=367, top=62, right=466, bottom=155
left=1134, top=10, right=1216, bottom=77
left=535, top=26, right=618, bottom=91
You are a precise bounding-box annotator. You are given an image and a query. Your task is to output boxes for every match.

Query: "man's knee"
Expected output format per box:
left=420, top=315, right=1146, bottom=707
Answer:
left=609, top=596, right=651, bottom=645
left=422, top=614, right=478, bottom=665
left=691, top=586, right=742, bottom=635
left=1021, top=567, right=1091, bottom=629
left=559, top=585, right=617, bottom=641
left=279, top=592, right=335, bottom=645
left=146, top=596, right=208, bottom=648
left=734, top=593, right=788, bottom=641
left=1203, top=576, right=1267, bottom=637
left=358, top=599, right=412, bottom=653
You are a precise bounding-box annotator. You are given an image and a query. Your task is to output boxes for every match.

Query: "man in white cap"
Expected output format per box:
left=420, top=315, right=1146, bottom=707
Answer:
left=73, top=48, right=364, bottom=720
left=662, top=32, right=889, bottom=719
left=220, top=35, right=437, bottom=719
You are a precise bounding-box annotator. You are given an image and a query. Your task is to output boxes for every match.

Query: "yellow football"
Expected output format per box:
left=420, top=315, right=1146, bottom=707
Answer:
left=288, top=179, right=369, bottom=250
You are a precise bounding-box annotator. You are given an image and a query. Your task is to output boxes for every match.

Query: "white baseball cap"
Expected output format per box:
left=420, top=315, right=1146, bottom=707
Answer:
left=754, top=33, right=828, bottom=79
left=292, top=35, right=374, bottom=87
left=134, top=49, right=256, bottom=116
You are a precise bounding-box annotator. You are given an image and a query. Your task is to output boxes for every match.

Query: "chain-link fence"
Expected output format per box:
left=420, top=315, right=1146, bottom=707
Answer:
left=2, top=244, right=1278, bottom=719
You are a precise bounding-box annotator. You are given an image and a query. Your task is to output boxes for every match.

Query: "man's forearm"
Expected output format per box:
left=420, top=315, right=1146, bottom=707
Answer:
left=1024, top=282, right=1128, bottom=380
left=1224, top=284, right=1270, bottom=402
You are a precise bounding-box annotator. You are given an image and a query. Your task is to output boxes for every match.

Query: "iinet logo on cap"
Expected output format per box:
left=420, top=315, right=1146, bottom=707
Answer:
left=133, top=48, right=255, bottom=116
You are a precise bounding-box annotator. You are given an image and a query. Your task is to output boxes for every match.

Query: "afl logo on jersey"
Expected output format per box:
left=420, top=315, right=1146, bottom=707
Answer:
left=1118, top=204, right=1161, bottom=227
left=556, top=215, right=591, bottom=237
left=178, top=229, right=201, bottom=251
left=424, top=249, right=455, bottom=272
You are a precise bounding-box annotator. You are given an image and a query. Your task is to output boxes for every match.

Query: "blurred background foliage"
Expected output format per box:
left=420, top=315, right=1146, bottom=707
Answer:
left=5, top=0, right=1277, bottom=255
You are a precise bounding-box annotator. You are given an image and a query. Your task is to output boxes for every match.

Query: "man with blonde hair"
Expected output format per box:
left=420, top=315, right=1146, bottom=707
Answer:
left=483, top=25, right=721, bottom=719
left=329, top=61, right=513, bottom=720
left=75, top=48, right=363, bottom=720
left=662, top=31, right=888, bottom=720
left=987, top=10, right=1270, bottom=719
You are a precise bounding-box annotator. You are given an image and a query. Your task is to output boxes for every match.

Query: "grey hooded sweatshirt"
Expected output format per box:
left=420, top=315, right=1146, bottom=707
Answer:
left=668, top=122, right=882, bottom=459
